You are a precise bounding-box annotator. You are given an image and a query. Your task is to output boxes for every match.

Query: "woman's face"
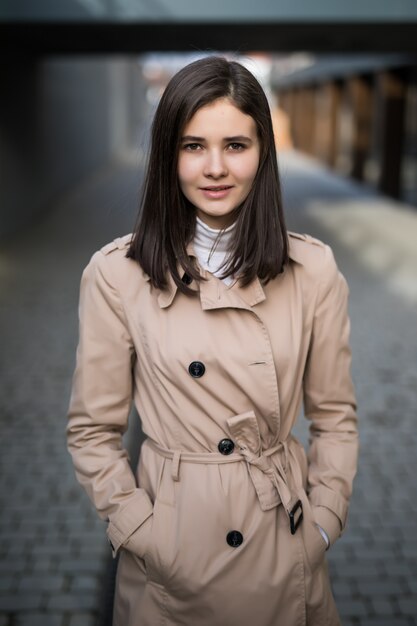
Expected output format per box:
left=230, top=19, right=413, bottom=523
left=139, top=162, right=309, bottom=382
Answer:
left=178, top=98, right=260, bottom=229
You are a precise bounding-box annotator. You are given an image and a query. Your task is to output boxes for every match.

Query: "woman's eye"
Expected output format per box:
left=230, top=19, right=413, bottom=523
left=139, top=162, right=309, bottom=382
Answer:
left=228, top=143, right=245, bottom=151
left=183, top=143, right=202, bottom=151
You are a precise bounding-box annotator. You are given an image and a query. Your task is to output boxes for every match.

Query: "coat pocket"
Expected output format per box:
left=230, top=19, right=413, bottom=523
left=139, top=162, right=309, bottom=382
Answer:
left=302, top=519, right=327, bottom=573
left=142, top=497, right=176, bottom=586
left=123, top=513, right=153, bottom=560
left=298, top=490, right=327, bottom=574
left=121, top=498, right=175, bottom=588
left=140, top=457, right=176, bottom=586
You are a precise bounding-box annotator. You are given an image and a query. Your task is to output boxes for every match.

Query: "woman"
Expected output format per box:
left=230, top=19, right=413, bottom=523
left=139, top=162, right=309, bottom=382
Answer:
left=67, top=56, right=358, bottom=626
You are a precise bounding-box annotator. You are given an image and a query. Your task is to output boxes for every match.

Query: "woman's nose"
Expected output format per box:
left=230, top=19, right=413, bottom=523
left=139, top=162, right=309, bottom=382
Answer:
left=203, top=150, right=227, bottom=178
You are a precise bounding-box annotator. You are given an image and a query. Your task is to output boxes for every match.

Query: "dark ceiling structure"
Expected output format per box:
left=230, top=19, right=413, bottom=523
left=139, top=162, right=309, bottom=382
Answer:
left=1, top=0, right=417, bottom=54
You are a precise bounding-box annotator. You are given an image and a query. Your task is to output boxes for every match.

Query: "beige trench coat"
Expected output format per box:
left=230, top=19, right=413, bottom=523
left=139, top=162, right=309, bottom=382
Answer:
left=67, top=231, right=358, bottom=626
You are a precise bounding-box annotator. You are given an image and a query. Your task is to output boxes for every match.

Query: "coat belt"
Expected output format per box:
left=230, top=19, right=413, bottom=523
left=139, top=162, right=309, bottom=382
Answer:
left=146, top=410, right=304, bottom=533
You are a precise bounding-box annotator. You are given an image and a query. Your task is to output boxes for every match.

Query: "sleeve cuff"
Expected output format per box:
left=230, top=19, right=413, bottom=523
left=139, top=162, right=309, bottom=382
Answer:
left=106, top=490, right=153, bottom=557
left=312, top=505, right=342, bottom=547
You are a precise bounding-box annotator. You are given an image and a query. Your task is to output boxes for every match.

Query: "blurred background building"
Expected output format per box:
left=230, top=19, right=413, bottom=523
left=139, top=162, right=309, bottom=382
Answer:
left=1, top=0, right=416, bottom=239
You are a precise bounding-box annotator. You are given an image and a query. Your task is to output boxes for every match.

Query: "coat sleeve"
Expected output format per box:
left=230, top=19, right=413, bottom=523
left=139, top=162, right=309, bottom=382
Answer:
left=303, top=244, right=359, bottom=546
left=66, top=250, right=153, bottom=557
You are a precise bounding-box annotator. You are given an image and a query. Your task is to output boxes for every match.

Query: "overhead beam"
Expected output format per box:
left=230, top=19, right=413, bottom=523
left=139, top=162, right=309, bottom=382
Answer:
left=1, top=22, right=417, bottom=56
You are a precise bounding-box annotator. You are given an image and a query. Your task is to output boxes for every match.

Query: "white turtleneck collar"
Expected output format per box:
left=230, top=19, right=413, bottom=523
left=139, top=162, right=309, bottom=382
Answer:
left=193, top=216, right=236, bottom=285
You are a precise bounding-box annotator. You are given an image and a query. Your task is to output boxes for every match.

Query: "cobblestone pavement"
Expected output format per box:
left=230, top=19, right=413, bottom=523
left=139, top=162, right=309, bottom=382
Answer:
left=282, top=151, right=417, bottom=626
left=1, top=149, right=416, bottom=625
left=0, top=153, right=144, bottom=626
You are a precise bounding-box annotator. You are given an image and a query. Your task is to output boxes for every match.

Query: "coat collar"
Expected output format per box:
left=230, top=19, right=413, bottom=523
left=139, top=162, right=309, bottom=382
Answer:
left=153, top=235, right=304, bottom=309
left=156, top=242, right=196, bottom=309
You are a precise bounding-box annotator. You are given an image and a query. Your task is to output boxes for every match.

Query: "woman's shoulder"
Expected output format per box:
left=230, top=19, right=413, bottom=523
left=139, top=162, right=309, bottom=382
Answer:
left=85, top=233, right=147, bottom=286
left=99, top=233, right=134, bottom=256
left=287, top=231, right=340, bottom=283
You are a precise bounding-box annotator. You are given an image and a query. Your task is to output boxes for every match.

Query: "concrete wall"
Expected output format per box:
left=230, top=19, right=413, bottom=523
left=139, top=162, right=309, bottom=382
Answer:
left=0, top=56, right=143, bottom=240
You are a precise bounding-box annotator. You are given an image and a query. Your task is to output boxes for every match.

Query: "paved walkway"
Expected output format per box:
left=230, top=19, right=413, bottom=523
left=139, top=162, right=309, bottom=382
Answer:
left=0, top=152, right=144, bottom=626
left=0, top=149, right=416, bottom=625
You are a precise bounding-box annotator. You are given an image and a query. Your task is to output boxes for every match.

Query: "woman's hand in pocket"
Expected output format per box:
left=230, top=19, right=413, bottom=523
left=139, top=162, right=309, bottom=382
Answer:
left=303, top=521, right=328, bottom=573
left=123, top=514, right=153, bottom=560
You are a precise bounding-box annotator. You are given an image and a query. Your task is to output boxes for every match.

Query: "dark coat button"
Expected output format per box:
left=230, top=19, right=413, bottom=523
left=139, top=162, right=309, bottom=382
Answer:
left=226, top=530, right=243, bottom=547
left=218, top=438, right=234, bottom=455
left=188, top=361, right=205, bottom=378
left=182, top=273, right=192, bottom=285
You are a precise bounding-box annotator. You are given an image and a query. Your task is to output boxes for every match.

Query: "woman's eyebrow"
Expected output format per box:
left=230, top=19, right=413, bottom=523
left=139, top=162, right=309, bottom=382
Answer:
left=181, top=135, right=253, bottom=142
left=181, top=135, right=205, bottom=142
left=224, top=135, right=253, bottom=142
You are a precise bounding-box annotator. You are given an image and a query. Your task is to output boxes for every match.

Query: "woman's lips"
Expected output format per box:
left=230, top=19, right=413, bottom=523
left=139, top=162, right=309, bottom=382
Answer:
left=200, top=185, right=233, bottom=199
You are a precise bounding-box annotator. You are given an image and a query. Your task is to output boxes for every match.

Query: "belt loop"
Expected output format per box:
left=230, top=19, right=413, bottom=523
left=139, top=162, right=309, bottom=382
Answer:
left=171, top=450, right=181, bottom=481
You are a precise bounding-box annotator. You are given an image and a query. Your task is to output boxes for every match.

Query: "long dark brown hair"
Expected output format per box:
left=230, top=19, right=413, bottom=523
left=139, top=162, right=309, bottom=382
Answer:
left=127, top=56, right=288, bottom=294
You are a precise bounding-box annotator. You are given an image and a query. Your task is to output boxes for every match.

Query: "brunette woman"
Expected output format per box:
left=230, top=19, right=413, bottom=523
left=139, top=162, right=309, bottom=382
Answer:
left=67, top=56, right=358, bottom=626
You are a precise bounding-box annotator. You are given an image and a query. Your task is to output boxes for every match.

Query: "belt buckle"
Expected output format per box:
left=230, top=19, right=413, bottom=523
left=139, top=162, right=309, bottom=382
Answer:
left=289, top=499, right=303, bottom=535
